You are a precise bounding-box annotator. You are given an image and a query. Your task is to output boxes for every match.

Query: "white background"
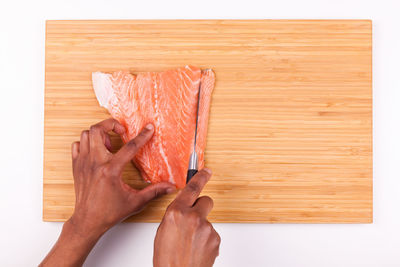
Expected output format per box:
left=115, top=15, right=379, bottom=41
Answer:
left=1, top=0, right=399, bottom=266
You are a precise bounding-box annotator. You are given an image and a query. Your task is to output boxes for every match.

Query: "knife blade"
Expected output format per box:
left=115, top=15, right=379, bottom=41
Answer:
left=186, top=79, right=201, bottom=183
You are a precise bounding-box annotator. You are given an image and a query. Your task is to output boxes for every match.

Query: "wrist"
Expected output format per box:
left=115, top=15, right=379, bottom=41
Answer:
left=40, top=216, right=106, bottom=267
left=65, top=214, right=109, bottom=242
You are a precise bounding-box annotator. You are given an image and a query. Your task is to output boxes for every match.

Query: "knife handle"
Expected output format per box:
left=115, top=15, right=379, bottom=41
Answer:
left=186, top=169, right=198, bottom=183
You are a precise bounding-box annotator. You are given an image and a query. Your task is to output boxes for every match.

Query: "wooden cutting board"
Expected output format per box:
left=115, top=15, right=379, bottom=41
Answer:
left=44, top=20, right=372, bottom=223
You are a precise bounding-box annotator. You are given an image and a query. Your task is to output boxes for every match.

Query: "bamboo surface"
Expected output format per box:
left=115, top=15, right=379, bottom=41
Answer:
left=44, top=20, right=372, bottom=223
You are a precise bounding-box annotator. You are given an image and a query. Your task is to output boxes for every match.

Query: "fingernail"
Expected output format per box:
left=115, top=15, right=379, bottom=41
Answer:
left=145, top=123, right=154, bottom=130
left=203, top=168, right=212, bottom=175
left=166, top=187, right=175, bottom=194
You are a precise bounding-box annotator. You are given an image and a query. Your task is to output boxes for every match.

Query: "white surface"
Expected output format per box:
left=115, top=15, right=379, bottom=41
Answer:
left=0, top=0, right=399, bottom=266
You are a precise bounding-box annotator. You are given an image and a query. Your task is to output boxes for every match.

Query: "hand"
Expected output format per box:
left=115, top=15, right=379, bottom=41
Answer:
left=41, top=118, right=176, bottom=267
left=153, top=169, right=221, bottom=267
left=70, top=118, right=176, bottom=237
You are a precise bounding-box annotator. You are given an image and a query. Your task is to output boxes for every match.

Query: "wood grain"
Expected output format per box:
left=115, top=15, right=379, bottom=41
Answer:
left=44, top=20, right=372, bottom=223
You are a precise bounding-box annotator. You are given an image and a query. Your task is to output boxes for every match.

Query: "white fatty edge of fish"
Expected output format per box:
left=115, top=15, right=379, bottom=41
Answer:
left=92, top=72, right=113, bottom=109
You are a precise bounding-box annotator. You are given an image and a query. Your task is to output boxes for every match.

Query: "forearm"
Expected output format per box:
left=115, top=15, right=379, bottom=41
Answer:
left=40, top=218, right=105, bottom=267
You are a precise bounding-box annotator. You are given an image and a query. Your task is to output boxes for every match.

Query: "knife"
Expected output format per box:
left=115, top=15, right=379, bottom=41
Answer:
left=186, top=80, right=201, bottom=183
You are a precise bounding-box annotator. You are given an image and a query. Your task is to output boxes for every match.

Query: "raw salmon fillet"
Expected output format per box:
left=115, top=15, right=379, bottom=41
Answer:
left=92, top=66, right=215, bottom=188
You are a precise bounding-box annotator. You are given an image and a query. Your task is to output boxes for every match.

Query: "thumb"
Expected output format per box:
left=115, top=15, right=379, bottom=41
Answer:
left=137, top=182, right=176, bottom=206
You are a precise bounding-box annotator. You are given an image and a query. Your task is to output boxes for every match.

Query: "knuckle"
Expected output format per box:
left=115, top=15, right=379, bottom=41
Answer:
left=90, top=125, right=100, bottom=133
left=201, top=226, right=212, bottom=237
left=201, top=221, right=213, bottom=233
left=187, top=210, right=201, bottom=224
left=127, top=140, right=138, bottom=150
left=151, top=186, right=161, bottom=199
left=139, top=130, right=148, bottom=137
left=165, top=205, right=183, bottom=221
left=165, top=204, right=176, bottom=213
left=107, top=118, right=117, bottom=124
left=103, top=165, right=116, bottom=177
left=168, top=205, right=182, bottom=215
left=187, top=182, right=200, bottom=194
left=166, top=203, right=175, bottom=212
left=214, top=232, right=221, bottom=246
left=81, top=130, right=89, bottom=140
left=164, top=210, right=175, bottom=221
left=197, top=171, right=209, bottom=181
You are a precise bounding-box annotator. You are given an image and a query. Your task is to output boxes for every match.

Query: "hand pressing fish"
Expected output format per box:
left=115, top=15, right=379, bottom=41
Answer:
left=92, top=66, right=215, bottom=188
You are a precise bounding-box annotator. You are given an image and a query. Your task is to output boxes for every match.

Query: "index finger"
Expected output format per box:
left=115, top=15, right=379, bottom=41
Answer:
left=89, top=118, right=126, bottom=151
left=111, top=124, right=154, bottom=171
left=174, top=168, right=212, bottom=206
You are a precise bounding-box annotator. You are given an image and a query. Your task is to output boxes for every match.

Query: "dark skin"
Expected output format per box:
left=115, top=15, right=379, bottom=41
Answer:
left=154, top=168, right=220, bottom=267
left=40, top=118, right=220, bottom=267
